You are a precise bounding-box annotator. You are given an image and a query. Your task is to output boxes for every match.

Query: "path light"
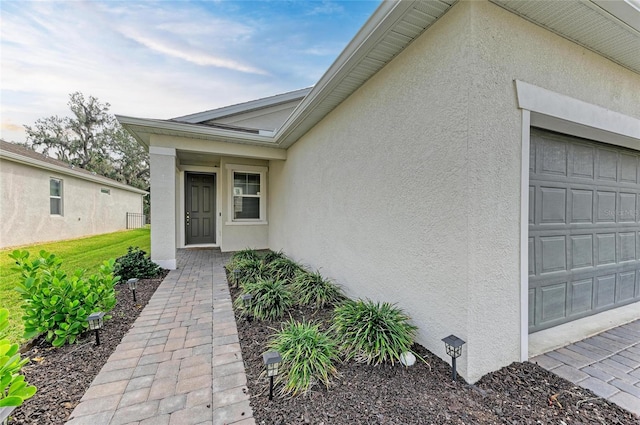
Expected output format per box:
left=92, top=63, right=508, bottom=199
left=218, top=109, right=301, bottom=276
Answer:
left=241, top=293, right=253, bottom=322
left=127, top=278, right=138, bottom=303
left=442, top=334, right=465, bottom=382
left=233, top=269, right=242, bottom=287
left=87, top=312, right=105, bottom=346
left=263, top=351, right=282, bottom=401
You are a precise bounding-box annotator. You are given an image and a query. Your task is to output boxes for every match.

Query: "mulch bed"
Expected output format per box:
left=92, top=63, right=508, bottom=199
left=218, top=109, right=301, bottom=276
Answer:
left=230, top=282, right=639, bottom=425
left=9, top=272, right=167, bottom=425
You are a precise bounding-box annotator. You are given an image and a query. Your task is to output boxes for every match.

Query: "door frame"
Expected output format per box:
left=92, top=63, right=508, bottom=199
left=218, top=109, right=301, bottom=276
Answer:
left=178, top=166, right=220, bottom=248
left=516, top=80, right=640, bottom=361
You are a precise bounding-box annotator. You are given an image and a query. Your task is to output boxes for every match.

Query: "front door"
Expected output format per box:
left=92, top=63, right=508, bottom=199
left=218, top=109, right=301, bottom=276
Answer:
left=185, top=173, right=216, bottom=245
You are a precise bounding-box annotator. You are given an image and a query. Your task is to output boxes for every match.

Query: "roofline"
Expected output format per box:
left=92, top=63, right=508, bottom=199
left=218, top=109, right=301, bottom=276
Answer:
left=117, top=115, right=278, bottom=149
left=0, top=149, right=148, bottom=195
left=592, top=0, right=640, bottom=33
left=274, top=0, right=415, bottom=147
left=172, top=87, right=313, bottom=123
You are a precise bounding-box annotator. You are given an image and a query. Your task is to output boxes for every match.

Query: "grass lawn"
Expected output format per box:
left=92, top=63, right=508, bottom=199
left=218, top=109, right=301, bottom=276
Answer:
left=0, top=228, right=151, bottom=344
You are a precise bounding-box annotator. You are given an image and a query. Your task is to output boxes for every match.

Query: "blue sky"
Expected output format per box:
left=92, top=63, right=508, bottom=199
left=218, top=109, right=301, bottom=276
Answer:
left=0, top=0, right=381, bottom=143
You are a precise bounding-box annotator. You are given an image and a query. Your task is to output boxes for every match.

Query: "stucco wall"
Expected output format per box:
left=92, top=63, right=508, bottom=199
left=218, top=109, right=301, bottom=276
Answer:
left=269, top=0, right=640, bottom=383
left=0, top=159, right=143, bottom=249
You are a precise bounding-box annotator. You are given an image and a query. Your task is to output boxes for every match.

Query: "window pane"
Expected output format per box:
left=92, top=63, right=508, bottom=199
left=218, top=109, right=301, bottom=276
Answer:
left=233, top=172, right=260, bottom=195
left=50, top=198, right=61, bottom=215
left=50, top=179, right=61, bottom=196
left=234, top=196, right=259, bottom=219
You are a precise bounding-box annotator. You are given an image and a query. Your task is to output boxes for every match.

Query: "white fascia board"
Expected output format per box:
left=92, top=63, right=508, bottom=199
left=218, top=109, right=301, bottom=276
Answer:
left=274, top=0, right=416, bottom=148
left=515, top=80, right=640, bottom=142
left=172, top=87, right=313, bottom=123
left=591, top=0, right=640, bottom=33
left=0, top=150, right=148, bottom=194
left=117, top=115, right=278, bottom=146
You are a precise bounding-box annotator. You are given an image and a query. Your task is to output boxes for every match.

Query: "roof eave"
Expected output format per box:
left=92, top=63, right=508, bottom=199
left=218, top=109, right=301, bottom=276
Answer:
left=117, top=115, right=278, bottom=149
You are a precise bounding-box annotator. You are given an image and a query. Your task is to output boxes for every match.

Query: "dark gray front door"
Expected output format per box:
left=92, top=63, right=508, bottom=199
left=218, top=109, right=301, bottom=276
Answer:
left=185, top=173, right=216, bottom=245
left=529, top=129, right=640, bottom=333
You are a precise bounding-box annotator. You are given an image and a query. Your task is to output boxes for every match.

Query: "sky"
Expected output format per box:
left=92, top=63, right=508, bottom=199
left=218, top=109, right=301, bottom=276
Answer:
left=0, top=0, right=381, bottom=144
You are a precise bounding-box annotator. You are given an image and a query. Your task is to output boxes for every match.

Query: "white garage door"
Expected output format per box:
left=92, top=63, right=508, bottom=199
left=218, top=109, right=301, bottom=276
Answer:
left=529, top=129, right=640, bottom=333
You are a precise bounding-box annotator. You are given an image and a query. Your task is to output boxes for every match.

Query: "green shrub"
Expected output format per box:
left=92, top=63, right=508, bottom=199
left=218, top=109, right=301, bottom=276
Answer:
left=0, top=308, right=36, bottom=407
left=267, top=257, right=301, bottom=284
left=263, top=250, right=286, bottom=264
left=237, top=279, right=292, bottom=320
left=225, top=249, right=261, bottom=273
left=10, top=250, right=119, bottom=347
left=268, top=319, right=339, bottom=395
left=292, top=270, right=344, bottom=309
left=331, top=299, right=417, bottom=365
left=233, top=258, right=271, bottom=287
left=113, top=246, right=162, bottom=281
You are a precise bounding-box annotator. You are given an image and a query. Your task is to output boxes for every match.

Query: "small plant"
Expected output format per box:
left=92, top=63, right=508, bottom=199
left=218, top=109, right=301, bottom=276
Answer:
left=237, top=279, right=293, bottom=320
left=263, top=250, right=286, bottom=264
left=267, top=257, right=301, bottom=284
left=113, top=246, right=162, bottom=281
left=332, top=299, right=417, bottom=365
left=234, top=258, right=271, bottom=287
left=268, top=319, right=339, bottom=395
left=292, top=270, right=345, bottom=309
left=225, top=249, right=261, bottom=274
left=11, top=250, right=119, bottom=347
left=0, top=308, right=37, bottom=407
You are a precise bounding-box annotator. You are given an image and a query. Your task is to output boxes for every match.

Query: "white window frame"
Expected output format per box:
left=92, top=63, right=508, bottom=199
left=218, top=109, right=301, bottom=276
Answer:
left=225, top=164, right=267, bottom=224
left=50, top=177, right=63, bottom=216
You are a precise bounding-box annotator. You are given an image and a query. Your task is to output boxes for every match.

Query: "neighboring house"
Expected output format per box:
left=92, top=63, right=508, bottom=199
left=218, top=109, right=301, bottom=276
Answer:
left=118, top=0, right=640, bottom=383
left=0, top=140, right=147, bottom=249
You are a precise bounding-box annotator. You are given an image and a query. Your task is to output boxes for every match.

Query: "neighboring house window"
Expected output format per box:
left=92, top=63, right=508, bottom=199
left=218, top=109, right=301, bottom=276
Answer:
left=50, top=178, right=63, bottom=215
left=101, top=188, right=110, bottom=194
left=226, top=164, right=267, bottom=222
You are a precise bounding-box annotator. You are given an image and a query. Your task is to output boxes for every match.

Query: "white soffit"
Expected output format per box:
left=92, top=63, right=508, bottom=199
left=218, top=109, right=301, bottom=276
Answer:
left=276, top=0, right=457, bottom=148
left=490, top=0, right=640, bottom=74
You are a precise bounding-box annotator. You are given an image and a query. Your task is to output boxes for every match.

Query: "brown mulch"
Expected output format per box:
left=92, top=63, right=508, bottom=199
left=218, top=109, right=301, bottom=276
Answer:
left=9, top=272, right=167, bottom=425
left=230, top=283, right=639, bottom=425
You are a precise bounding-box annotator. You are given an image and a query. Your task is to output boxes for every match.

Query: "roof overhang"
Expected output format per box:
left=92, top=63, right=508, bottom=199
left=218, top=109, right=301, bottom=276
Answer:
left=119, top=0, right=640, bottom=154
left=0, top=149, right=148, bottom=194
left=490, top=0, right=640, bottom=74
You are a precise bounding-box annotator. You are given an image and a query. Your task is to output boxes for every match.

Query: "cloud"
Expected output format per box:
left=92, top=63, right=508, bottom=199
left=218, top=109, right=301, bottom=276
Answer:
left=308, top=0, right=345, bottom=15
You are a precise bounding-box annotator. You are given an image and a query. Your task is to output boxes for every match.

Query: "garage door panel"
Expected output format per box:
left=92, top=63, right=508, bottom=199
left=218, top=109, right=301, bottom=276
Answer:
left=541, top=187, right=567, bottom=223
left=570, top=189, right=593, bottom=223
left=529, top=129, right=640, bottom=333
left=597, top=149, right=618, bottom=181
left=540, top=282, right=567, bottom=323
left=596, top=233, right=616, bottom=265
left=540, top=236, right=567, bottom=274
left=617, top=271, right=635, bottom=302
left=571, top=144, right=595, bottom=179
left=620, top=154, right=637, bottom=183
left=570, top=278, right=593, bottom=315
left=571, top=235, right=593, bottom=269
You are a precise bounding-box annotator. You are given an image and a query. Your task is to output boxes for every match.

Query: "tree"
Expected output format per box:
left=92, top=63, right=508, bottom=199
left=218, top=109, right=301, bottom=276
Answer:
left=24, top=92, right=148, bottom=191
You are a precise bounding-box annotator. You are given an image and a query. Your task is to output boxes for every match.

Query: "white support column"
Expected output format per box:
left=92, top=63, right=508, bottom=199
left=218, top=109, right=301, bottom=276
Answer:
left=149, top=146, right=177, bottom=269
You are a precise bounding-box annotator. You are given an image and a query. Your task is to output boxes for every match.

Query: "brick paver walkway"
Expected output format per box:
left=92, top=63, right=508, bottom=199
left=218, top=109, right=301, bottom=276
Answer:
left=66, top=249, right=255, bottom=425
left=531, top=319, right=640, bottom=416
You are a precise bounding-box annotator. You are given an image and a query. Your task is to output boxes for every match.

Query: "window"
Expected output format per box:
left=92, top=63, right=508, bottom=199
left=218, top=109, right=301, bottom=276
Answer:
left=226, top=164, right=267, bottom=222
left=50, top=178, right=63, bottom=215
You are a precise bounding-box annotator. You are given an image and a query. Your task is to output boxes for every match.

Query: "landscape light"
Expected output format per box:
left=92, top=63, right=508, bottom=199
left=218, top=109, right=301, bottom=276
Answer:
left=442, top=334, right=465, bottom=382
left=263, top=351, right=282, bottom=401
left=127, top=278, right=138, bottom=303
left=87, top=312, right=105, bottom=346
left=241, top=293, right=253, bottom=322
left=233, top=269, right=242, bottom=287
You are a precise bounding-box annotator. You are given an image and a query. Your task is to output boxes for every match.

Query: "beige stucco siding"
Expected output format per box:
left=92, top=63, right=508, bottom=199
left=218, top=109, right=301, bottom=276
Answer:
left=1, top=159, right=143, bottom=249
left=269, top=0, right=640, bottom=383
left=269, top=1, right=475, bottom=378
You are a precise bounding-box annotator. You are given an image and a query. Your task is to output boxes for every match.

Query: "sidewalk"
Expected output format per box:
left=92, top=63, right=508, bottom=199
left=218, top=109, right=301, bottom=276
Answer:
left=531, top=319, right=640, bottom=417
left=66, top=248, right=255, bottom=425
